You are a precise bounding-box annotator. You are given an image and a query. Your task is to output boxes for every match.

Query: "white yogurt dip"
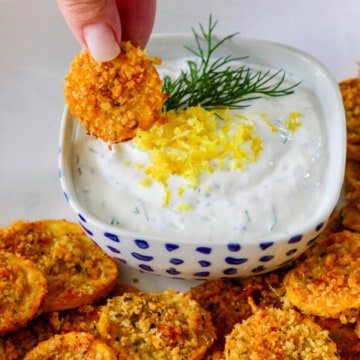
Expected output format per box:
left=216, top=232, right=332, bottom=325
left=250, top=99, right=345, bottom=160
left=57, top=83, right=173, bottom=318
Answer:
left=72, top=60, right=328, bottom=243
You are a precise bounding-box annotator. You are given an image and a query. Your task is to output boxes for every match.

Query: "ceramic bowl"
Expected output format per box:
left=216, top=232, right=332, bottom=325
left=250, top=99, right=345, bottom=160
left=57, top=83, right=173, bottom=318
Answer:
left=58, top=34, right=346, bottom=280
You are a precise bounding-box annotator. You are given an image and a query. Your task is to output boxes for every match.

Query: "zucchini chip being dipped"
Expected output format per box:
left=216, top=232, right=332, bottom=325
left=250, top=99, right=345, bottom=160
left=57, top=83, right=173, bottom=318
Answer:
left=64, top=41, right=166, bottom=143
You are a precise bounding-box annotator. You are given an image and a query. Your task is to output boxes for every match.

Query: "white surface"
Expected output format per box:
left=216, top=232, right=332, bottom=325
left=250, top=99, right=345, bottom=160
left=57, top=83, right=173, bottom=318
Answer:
left=0, top=0, right=359, bottom=291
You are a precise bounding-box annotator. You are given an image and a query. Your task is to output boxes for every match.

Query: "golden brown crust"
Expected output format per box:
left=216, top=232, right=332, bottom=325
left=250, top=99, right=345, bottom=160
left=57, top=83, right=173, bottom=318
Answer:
left=0, top=219, right=119, bottom=312
left=64, top=41, right=166, bottom=143
left=204, top=351, right=225, bottom=360
left=47, top=304, right=100, bottom=336
left=0, top=314, right=56, bottom=360
left=97, top=289, right=216, bottom=360
left=340, top=203, right=360, bottom=232
left=224, top=307, right=339, bottom=360
left=0, top=252, right=47, bottom=335
left=339, top=77, right=360, bottom=161
left=187, top=272, right=287, bottom=353
left=283, top=230, right=360, bottom=321
left=187, top=280, right=252, bottom=354
left=356, top=316, right=360, bottom=339
left=315, top=317, right=360, bottom=360
left=345, top=158, right=360, bottom=192
left=23, top=331, right=116, bottom=360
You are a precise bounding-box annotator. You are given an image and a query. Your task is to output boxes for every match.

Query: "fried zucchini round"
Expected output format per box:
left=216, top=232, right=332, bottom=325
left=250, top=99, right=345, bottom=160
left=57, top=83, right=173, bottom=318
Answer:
left=339, top=77, right=360, bottom=161
left=97, top=289, right=216, bottom=360
left=283, top=230, right=360, bottom=320
left=64, top=41, right=165, bottom=143
left=340, top=203, right=360, bottom=232
left=315, top=317, right=360, bottom=360
left=0, top=314, right=57, bottom=360
left=345, top=158, right=360, bottom=191
left=186, top=280, right=252, bottom=353
left=23, top=331, right=116, bottom=360
left=48, top=304, right=100, bottom=336
left=0, top=252, right=47, bottom=335
left=224, top=307, right=339, bottom=360
left=0, top=219, right=119, bottom=312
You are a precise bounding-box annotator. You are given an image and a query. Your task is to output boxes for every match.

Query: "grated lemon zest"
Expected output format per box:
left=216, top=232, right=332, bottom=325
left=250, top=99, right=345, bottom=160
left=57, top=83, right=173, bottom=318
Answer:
left=134, top=163, right=144, bottom=170
left=132, top=105, right=263, bottom=206
left=260, top=112, right=278, bottom=132
left=139, top=177, right=152, bottom=187
left=285, top=112, right=303, bottom=131
left=178, top=203, right=192, bottom=212
left=203, top=185, right=211, bottom=193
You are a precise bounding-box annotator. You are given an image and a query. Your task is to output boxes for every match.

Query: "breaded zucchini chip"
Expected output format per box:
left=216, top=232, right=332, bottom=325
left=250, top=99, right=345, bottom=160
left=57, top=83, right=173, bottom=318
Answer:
left=0, top=219, right=118, bottom=312
left=315, top=317, right=360, bottom=360
left=339, top=77, right=360, bottom=161
left=187, top=280, right=252, bottom=353
left=0, top=252, right=47, bottom=335
left=0, top=314, right=56, bottom=360
left=340, top=203, right=360, bottom=232
left=345, top=158, right=360, bottom=192
left=224, top=307, right=339, bottom=360
left=283, top=230, right=360, bottom=320
left=23, top=331, right=116, bottom=360
left=64, top=41, right=165, bottom=143
left=48, top=304, right=100, bottom=336
left=97, top=289, right=216, bottom=360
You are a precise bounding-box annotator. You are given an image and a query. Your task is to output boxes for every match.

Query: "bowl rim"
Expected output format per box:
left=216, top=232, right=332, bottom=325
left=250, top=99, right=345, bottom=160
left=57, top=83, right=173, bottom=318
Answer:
left=59, top=33, right=346, bottom=246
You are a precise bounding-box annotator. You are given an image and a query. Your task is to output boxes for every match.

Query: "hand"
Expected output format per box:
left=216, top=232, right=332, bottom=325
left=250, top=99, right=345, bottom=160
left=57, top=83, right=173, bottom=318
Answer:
left=57, top=0, right=156, bottom=62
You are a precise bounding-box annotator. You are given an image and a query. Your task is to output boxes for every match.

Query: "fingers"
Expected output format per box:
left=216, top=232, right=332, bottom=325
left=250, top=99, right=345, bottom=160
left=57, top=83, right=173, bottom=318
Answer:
left=57, top=0, right=157, bottom=62
left=57, top=0, right=121, bottom=62
left=115, top=0, right=156, bottom=48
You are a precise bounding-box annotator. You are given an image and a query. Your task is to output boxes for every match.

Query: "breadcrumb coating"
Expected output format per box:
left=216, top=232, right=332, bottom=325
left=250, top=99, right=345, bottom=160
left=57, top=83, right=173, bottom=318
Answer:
left=187, top=279, right=252, bottom=354
left=340, top=203, right=360, bottom=232
left=315, top=317, right=360, bottom=360
left=0, top=219, right=118, bottom=312
left=64, top=41, right=166, bottom=143
left=97, top=289, right=216, bottom=360
left=0, top=314, right=56, bottom=360
left=284, top=230, right=360, bottom=321
left=0, top=253, right=47, bottom=335
left=224, top=307, right=339, bottom=360
left=339, top=77, right=360, bottom=161
left=23, top=331, right=116, bottom=360
left=47, top=304, right=100, bottom=336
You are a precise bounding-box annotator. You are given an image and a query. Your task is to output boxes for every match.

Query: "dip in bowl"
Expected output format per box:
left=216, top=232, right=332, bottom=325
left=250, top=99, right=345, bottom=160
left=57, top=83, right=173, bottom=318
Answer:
left=58, top=34, right=346, bottom=279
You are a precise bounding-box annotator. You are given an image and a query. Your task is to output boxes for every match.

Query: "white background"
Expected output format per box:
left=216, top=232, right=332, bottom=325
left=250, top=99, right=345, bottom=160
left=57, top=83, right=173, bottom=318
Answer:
left=0, top=0, right=359, bottom=290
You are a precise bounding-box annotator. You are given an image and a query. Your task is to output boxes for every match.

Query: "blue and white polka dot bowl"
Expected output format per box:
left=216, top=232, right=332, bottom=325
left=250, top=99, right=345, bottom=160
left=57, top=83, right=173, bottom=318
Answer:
left=58, top=34, right=346, bottom=280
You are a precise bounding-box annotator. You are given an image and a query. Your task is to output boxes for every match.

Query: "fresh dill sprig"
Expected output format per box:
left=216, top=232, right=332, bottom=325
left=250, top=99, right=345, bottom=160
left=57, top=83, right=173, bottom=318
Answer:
left=162, top=15, right=300, bottom=112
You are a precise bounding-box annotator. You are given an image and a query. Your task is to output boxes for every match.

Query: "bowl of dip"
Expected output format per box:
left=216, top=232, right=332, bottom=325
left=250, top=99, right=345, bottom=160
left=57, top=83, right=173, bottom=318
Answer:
left=58, top=34, right=346, bottom=280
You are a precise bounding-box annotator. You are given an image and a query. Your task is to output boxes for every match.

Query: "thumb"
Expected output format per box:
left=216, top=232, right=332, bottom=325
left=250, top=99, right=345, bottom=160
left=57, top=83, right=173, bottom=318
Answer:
left=57, top=0, right=121, bottom=62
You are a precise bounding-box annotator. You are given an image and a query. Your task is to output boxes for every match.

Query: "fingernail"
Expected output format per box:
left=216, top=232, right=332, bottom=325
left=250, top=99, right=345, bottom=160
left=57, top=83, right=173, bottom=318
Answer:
left=84, top=23, right=120, bottom=62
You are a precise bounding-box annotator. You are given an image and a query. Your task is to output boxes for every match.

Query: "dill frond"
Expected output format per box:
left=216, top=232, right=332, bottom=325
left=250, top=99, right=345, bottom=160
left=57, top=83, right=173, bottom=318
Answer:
left=162, top=15, right=300, bottom=111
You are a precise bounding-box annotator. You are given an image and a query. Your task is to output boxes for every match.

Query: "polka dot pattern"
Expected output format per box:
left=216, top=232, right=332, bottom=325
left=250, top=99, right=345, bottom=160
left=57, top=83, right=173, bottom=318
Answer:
left=66, top=209, right=327, bottom=279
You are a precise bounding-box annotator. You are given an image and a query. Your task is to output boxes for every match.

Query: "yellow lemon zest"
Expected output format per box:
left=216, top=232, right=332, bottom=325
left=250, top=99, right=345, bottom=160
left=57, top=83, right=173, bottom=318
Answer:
left=139, top=177, right=152, bottom=187
left=178, top=203, right=192, bottom=212
left=285, top=112, right=303, bottom=131
left=177, top=186, right=186, bottom=196
left=260, top=112, right=278, bottom=132
left=132, top=105, right=263, bottom=206
left=203, top=185, right=211, bottom=193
